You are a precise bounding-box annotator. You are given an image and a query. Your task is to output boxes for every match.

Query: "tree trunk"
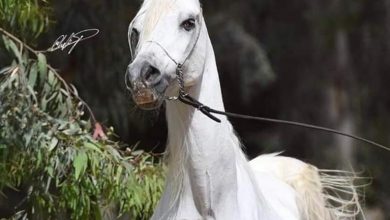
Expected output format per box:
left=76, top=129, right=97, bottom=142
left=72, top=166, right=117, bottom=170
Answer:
left=327, top=0, right=356, bottom=167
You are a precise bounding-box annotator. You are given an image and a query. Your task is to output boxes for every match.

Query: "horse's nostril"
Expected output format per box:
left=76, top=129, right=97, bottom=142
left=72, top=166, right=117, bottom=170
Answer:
left=143, top=65, right=161, bottom=84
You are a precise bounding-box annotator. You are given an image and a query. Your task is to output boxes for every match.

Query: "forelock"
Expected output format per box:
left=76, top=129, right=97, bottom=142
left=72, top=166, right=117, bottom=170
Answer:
left=141, top=0, right=177, bottom=39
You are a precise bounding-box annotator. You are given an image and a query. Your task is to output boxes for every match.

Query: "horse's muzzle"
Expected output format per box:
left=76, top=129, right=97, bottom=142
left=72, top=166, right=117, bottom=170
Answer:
left=132, top=86, right=162, bottom=110
left=126, top=60, right=170, bottom=110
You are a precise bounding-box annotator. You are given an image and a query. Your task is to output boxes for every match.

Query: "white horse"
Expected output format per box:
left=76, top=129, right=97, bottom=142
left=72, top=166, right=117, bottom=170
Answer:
left=125, top=0, right=363, bottom=219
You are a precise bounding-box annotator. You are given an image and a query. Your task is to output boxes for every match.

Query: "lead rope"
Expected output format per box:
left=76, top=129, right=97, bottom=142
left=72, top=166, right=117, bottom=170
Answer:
left=173, top=69, right=390, bottom=151
left=164, top=54, right=390, bottom=151
left=172, top=70, right=390, bottom=151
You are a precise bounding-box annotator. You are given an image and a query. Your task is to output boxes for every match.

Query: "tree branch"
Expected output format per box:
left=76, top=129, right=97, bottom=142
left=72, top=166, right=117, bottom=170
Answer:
left=0, top=27, right=98, bottom=124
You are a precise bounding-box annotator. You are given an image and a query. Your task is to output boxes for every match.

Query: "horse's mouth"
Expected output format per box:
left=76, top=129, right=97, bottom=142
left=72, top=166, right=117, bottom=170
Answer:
left=132, top=88, right=163, bottom=110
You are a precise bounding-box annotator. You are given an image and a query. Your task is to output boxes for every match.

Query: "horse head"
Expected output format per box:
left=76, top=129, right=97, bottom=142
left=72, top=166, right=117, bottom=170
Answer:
left=125, top=0, right=206, bottom=110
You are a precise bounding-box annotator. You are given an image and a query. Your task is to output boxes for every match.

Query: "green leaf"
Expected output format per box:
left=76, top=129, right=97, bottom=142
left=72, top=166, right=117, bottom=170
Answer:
left=24, top=130, right=34, bottom=147
left=48, top=70, right=56, bottom=86
left=0, top=66, right=12, bottom=75
left=40, top=96, right=48, bottom=110
left=84, top=142, right=102, bottom=154
left=47, top=167, right=54, bottom=177
left=28, top=63, right=38, bottom=87
left=115, top=166, right=123, bottom=185
left=36, top=150, right=42, bottom=167
left=73, top=151, right=88, bottom=180
left=7, top=38, right=23, bottom=64
left=132, top=150, right=144, bottom=156
left=63, top=123, right=80, bottom=136
left=2, top=35, right=11, bottom=51
left=49, top=137, right=58, bottom=152
left=37, top=52, right=47, bottom=81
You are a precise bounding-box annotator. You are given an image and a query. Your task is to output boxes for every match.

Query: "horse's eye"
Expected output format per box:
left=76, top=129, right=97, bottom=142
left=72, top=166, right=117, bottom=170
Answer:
left=181, top=18, right=196, bottom=31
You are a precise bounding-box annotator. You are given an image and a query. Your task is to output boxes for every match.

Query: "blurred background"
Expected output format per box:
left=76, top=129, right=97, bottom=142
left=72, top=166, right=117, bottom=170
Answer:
left=34, top=0, right=390, bottom=218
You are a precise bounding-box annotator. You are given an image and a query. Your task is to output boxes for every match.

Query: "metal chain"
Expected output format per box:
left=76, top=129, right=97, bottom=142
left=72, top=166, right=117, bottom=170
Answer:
left=177, top=64, right=186, bottom=96
left=165, top=63, right=187, bottom=101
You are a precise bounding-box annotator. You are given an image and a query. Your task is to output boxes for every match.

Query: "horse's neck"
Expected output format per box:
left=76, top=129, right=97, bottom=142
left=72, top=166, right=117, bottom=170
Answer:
left=165, top=38, right=229, bottom=155
left=165, top=34, right=234, bottom=171
left=164, top=34, right=248, bottom=218
left=155, top=29, right=281, bottom=220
